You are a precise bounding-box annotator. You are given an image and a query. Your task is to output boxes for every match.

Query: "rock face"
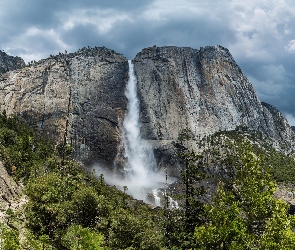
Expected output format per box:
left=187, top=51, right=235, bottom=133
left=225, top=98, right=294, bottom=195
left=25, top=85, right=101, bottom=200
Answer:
left=133, top=46, right=295, bottom=172
left=0, top=50, right=25, bottom=74
left=0, top=47, right=128, bottom=166
left=261, top=102, right=295, bottom=151
left=0, top=161, right=20, bottom=211
left=0, top=45, right=294, bottom=172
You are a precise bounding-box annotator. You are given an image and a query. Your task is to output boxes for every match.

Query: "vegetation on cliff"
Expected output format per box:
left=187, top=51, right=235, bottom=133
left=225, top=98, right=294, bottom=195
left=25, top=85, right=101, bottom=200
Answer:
left=0, top=113, right=295, bottom=249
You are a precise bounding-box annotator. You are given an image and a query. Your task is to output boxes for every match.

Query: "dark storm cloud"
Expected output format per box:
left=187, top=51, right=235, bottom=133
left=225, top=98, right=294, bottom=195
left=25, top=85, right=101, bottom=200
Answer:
left=1, top=0, right=295, bottom=124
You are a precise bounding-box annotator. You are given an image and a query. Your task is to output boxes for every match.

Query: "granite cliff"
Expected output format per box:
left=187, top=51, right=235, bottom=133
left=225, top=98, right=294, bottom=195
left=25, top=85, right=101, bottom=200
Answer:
left=0, top=45, right=294, bottom=172
left=0, top=47, right=128, bottom=167
left=133, top=46, right=295, bottom=173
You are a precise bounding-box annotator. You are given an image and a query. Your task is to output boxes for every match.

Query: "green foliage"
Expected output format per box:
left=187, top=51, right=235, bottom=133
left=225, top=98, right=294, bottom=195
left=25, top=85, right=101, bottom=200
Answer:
left=108, top=207, right=164, bottom=250
left=164, top=129, right=209, bottom=249
left=22, top=232, right=54, bottom=250
left=194, top=142, right=295, bottom=249
left=1, top=112, right=295, bottom=249
left=61, top=225, right=105, bottom=250
left=23, top=162, right=164, bottom=249
left=0, top=112, right=53, bottom=180
left=0, top=112, right=165, bottom=249
left=0, top=224, right=20, bottom=250
left=200, top=128, right=295, bottom=184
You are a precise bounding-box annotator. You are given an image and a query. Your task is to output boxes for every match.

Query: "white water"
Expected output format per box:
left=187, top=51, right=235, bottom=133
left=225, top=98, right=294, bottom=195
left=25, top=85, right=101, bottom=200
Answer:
left=153, top=189, right=161, bottom=207
left=93, top=60, right=176, bottom=205
left=169, top=196, right=179, bottom=209
left=121, top=60, right=165, bottom=200
left=123, top=61, right=156, bottom=179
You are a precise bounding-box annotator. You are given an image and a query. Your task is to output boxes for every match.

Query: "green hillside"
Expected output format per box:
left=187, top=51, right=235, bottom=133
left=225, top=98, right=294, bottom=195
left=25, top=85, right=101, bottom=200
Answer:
left=1, top=113, right=295, bottom=249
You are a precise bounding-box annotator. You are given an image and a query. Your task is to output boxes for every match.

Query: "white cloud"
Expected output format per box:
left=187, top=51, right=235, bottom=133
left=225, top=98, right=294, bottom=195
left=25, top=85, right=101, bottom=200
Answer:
left=227, top=0, right=295, bottom=61
left=285, top=39, right=295, bottom=52
left=248, top=76, right=283, bottom=100
left=141, top=0, right=210, bottom=21
left=60, top=9, right=132, bottom=35
left=3, top=27, right=70, bottom=63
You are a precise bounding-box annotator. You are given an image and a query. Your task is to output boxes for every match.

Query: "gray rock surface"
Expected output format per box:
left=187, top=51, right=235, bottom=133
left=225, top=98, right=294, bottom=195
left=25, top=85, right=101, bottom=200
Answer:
left=0, top=47, right=128, bottom=167
left=261, top=102, right=295, bottom=152
left=133, top=45, right=295, bottom=172
left=0, top=50, right=25, bottom=74
left=0, top=45, right=294, bottom=173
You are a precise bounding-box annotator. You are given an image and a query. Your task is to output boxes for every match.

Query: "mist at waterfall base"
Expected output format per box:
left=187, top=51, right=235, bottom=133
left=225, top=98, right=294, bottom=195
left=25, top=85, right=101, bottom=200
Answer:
left=91, top=162, right=167, bottom=204
left=92, top=60, right=170, bottom=205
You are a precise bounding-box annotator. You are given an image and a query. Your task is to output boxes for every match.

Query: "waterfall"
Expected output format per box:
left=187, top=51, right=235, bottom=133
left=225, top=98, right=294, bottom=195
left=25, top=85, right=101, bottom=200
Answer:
left=120, top=60, right=162, bottom=200
left=92, top=60, right=178, bottom=206
left=123, top=60, right=156, bottom=179
left=152, top=189, right=161, bottom=207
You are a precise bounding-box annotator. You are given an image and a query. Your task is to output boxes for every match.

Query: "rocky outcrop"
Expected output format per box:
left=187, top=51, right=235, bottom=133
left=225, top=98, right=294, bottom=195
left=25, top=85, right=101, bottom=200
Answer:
left=0, top=161, right=20, bottom=211
left=261, top=102, right=295, bottom=151
left=0, top=50, right=25, bottom=74
left=0, top=47, right=128, bottom=166
left=133, top=45, right=295, bottom=172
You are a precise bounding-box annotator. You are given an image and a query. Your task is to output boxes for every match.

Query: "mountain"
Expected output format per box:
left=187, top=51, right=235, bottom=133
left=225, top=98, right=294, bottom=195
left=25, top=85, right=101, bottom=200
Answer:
left=1, top=45, right=295, bottom=250
left=0, top=50, right=25, bottom=74
left=0, top=47, right=128, bottom=167
left=133, top=45, right=295, bottom=174
left=0, top=45, right=294, bottom=173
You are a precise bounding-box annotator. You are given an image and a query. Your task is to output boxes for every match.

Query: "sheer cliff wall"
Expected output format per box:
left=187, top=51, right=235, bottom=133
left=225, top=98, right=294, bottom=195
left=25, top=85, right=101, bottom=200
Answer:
left=133, top=46, right=295, bottom=172
left=0, top=47, right=128, bottom=166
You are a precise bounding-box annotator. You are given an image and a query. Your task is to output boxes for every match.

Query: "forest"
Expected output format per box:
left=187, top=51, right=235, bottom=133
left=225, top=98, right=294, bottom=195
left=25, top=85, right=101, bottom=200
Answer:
left=1, top=112, right=295, bottom=249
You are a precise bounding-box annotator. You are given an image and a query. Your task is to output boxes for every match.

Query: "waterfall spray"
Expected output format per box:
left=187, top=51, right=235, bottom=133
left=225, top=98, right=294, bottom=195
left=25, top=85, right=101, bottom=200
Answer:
left=123, top=61, right=156, bottom=178
left=121, top=61, right=162, bottom=199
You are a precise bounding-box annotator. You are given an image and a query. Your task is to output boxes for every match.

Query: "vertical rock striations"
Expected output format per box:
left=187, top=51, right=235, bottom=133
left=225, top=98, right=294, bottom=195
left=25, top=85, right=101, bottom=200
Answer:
left=133, top=45, right=295, bottom=171
left=0, top=45, right=294, bottom=172
left=0, top=47, right=128, bottom=166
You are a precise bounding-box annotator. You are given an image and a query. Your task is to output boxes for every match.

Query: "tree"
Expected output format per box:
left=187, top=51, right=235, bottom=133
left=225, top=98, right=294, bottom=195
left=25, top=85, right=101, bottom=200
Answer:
left=0, top=225, right=20, bottom=250
left=61, top=225, right=105, bottom=250
left=194, top=141, right=295, bottom=249
left=164, top=129, right=208, bottom=249
left=107, top=208, right=164, bottom=249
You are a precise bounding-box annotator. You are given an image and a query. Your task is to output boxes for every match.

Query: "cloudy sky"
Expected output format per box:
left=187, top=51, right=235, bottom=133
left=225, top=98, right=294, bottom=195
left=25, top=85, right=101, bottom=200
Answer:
left=1, top=0, right=295, bottom=125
